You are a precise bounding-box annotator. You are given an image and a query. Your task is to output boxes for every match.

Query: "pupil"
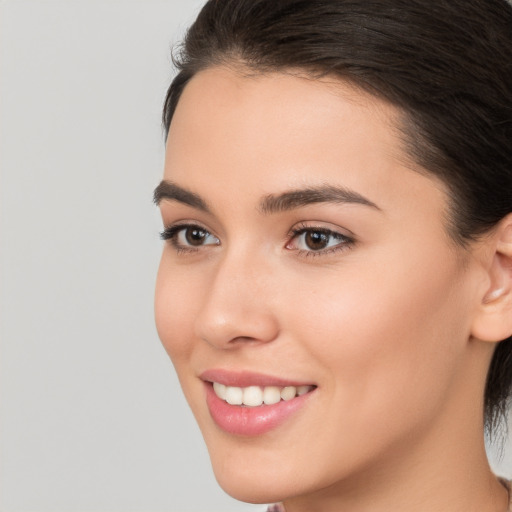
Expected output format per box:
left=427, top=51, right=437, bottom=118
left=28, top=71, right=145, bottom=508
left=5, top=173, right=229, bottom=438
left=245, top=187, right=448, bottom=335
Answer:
left=186, top=227, right=206, bottom=246
left=305, top=231, right=329, bottom=250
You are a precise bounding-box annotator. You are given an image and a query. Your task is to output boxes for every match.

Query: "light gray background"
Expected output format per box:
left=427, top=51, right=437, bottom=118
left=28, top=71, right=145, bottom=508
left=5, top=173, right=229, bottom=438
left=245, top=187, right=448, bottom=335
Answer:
left=0, top=2, right=510, bottom=511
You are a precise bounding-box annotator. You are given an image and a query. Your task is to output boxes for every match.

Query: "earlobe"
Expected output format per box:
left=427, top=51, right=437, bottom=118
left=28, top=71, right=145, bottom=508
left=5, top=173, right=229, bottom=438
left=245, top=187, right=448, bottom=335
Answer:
left=471, top=216, right=512, bottom=343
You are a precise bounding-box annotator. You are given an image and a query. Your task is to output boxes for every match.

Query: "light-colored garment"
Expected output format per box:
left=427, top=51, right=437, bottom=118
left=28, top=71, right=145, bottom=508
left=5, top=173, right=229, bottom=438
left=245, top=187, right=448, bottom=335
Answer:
left=266, top=479, right=512, bottom=512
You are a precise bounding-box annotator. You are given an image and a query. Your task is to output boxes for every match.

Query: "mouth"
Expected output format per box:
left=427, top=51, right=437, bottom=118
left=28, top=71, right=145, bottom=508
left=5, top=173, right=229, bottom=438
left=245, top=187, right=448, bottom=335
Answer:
left=200, top=370, right=317, bottom=436
left=211, top=382, right=315, bottom=407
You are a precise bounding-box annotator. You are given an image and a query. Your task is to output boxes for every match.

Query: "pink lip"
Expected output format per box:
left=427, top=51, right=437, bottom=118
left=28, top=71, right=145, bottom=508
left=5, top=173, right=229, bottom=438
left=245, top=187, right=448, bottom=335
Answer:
left=200, top=369, right=316, bottom=436
left=200, top=369, right=314, bottom=388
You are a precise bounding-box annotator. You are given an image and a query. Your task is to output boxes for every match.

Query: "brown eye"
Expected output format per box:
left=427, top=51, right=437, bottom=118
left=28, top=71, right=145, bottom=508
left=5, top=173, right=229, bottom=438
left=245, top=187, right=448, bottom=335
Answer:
left=304, top=230, right=330, bottom=250
left=185, top=227, right=209, bottom=246
left=286, top=227, right=354, bottom=255
left=160, top=224, right=220, bottom=249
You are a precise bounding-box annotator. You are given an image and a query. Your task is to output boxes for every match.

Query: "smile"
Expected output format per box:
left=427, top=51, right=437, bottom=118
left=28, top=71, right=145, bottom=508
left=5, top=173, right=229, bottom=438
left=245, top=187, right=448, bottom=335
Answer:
left=212, top=382, right=315, bottom=407
left=200, top=370, right=317, bottom=436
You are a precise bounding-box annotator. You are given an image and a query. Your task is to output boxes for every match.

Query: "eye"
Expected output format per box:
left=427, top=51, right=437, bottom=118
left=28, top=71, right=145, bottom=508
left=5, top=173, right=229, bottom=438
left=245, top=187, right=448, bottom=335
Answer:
left=160, top=224, right=220, bottom=250
left=286, top=226, right=354, bottom=255
left=176, top=226, right=218, bottom=247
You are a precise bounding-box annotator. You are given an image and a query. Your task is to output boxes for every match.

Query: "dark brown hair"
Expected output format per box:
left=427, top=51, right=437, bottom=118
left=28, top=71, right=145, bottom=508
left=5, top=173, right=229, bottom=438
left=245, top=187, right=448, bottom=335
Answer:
left=162, top=0, right=512, bottom=432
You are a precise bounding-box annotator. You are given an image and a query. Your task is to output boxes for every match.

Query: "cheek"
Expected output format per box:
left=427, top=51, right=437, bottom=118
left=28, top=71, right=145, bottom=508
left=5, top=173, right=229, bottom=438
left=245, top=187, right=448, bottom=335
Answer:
left=154, top=254, right=199, bottom=366
left=285, top=250, right=471, bottom=427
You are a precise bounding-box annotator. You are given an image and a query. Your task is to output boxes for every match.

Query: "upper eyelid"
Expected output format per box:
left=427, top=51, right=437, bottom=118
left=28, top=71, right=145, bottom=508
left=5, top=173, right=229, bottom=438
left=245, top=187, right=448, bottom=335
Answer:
left=160, top=222, right=213, bottom=240
left=291, top=226, right=348, bottom=237
left=162, top=220, right=214, bottom=233
left=162, top=222, right=351, bottom=238
left=289, top=221, right=355, bottom=238
left=288, top=227, right=354, bottom=245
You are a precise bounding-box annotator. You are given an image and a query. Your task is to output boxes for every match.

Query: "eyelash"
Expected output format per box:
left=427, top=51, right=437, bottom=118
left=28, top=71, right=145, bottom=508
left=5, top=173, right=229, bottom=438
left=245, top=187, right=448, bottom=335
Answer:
left=160, top=222, right=355, bottom=257
left=286, top=223, right=355, bottom=258
left=160, top=223, right=219, bottom=254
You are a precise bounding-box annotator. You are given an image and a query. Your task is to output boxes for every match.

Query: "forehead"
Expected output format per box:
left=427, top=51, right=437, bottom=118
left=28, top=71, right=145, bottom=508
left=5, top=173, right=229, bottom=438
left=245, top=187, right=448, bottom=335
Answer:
left=164, top=66, right=448, bottom=226
left=168, top=66, right=402, bottom=160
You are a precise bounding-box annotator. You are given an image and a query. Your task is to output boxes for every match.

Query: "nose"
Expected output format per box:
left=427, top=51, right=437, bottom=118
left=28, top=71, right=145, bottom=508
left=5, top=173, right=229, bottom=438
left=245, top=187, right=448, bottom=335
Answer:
left=194, top=250, right=280, bottom=349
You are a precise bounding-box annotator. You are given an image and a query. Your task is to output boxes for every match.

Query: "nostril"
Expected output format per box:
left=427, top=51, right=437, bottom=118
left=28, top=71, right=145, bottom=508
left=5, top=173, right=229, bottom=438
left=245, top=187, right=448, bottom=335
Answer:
left=194, top=304, right=280, bottom=349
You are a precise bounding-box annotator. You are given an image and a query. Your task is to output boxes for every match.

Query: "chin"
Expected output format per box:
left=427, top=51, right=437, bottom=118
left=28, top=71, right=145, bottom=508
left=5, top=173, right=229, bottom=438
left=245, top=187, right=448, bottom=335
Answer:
left=216, top=479, right=283, bottom=505
left=204, top=432, right=335, bottom=505
left=201, top=433, right=297, bottom=504
left=212, top=462, right=298, bottom=505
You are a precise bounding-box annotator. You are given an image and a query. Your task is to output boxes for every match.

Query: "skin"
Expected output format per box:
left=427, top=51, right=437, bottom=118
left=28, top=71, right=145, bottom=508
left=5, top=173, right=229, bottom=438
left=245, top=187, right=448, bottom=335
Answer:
left=155, top=66, right=510, bottom=512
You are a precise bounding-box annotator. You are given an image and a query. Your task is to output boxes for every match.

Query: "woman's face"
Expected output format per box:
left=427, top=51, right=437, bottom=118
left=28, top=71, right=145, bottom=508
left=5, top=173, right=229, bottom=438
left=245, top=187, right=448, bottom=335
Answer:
left=155, top=67, right=485, bottom=504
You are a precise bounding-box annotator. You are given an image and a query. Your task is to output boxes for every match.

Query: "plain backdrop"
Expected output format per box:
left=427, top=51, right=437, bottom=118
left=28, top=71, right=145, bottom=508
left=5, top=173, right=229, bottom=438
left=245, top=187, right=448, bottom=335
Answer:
left=0, top=2, right=511, bottom=512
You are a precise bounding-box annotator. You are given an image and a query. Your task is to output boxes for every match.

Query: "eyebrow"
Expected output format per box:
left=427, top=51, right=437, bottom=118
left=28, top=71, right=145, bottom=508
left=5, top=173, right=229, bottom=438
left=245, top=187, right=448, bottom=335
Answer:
left=153, top=180, right=380, bottom=214
left=259, top=185, right=381, bottom=214
left=153, top=180, right=210, bottom=212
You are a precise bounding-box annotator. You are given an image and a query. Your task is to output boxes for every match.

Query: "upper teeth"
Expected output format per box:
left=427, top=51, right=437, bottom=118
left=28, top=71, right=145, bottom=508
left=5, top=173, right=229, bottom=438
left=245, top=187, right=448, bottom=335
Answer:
left=213, top=382, right=313, bottom=407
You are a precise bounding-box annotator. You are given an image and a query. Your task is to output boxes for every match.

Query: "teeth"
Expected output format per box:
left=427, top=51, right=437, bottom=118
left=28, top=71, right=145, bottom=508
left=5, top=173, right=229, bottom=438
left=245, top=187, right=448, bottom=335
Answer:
left=297, top=385, right=310, bottom=396
left=213, top=382, right=226, bottom=400
left=281, top=386, right=296, bottom=401
left=263, top=386, right=281, bottom=405
left=225, top=386, right=243, bottom=405
left=243, top=386, right=263, bottom=406
left=212, top=382, right=314, bottom=406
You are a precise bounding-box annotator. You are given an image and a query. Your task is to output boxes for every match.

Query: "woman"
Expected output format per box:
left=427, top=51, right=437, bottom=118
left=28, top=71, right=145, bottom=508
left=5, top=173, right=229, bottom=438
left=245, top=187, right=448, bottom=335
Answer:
left=154, top=1, right=512, bottom=510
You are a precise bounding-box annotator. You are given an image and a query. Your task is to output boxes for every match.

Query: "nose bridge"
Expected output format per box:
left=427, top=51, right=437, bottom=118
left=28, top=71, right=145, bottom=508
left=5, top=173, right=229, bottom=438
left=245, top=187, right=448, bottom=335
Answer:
left=194, top=244, right=279, bottom=348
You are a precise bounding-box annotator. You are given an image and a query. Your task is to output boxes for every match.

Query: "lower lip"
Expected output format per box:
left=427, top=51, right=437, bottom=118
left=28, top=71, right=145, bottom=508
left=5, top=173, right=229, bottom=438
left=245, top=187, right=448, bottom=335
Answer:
left=204, top=383, right=314, bottom=436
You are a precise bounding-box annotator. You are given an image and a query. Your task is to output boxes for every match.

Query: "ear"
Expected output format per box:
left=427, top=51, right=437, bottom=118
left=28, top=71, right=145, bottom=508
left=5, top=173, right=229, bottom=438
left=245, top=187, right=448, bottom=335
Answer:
left=471, top=214, right=512, bottom=343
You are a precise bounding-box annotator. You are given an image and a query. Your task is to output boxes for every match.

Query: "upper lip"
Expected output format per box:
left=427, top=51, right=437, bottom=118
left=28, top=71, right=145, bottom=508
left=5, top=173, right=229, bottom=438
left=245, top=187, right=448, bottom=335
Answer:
left=200, top=369, right=316, bottom=388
